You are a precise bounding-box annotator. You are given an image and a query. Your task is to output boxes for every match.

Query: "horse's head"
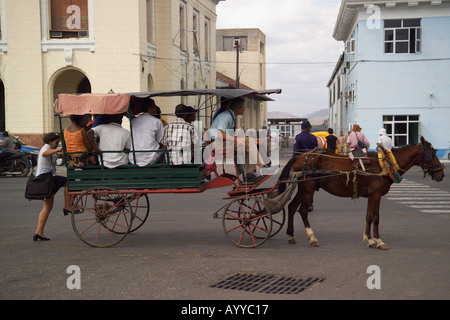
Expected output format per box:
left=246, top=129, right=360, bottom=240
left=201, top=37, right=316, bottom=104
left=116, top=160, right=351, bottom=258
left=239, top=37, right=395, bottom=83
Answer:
left=417, top=137, right=444, bottom=182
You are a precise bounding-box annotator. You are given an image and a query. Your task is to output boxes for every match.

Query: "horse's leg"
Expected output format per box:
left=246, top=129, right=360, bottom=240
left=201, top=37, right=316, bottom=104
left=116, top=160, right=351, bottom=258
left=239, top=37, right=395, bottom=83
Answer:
left=299, top=188, right=319, bottom=247
left=286, top=187, right=302, bottom=244
left=364, top=196, right=388, bottom=249
left=372, top=197, right=388, bottom=250
left=363, top=198, right=375, bottom=248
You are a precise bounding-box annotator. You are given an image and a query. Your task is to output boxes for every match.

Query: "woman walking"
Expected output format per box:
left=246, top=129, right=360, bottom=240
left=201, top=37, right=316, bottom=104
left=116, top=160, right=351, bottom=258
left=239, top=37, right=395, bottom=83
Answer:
left=34, top=132, right=72, bottom=241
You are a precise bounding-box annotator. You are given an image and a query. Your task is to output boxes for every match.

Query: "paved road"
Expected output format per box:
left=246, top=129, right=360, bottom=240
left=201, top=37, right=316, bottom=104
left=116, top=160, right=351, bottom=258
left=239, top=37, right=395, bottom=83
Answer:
left=0, top=160, right=448, bottom=304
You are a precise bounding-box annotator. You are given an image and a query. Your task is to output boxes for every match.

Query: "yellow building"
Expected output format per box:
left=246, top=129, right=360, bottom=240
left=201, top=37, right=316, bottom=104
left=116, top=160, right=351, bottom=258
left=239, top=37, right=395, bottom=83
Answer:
left=0, top=0, right=223, bottom=146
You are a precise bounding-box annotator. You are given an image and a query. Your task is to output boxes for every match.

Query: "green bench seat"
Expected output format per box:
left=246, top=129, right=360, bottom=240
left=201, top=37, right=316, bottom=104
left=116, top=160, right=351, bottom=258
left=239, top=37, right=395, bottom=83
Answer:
left=67, top=164, right=204, bottom=192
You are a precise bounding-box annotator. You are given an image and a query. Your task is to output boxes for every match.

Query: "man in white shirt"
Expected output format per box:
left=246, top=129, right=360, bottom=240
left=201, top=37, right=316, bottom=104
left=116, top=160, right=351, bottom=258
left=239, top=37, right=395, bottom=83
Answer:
left=377, top=128, right=393, bottom=150
left=129, top=98, right=165, bottom=166
left=90, top=115, right=131, bottom=168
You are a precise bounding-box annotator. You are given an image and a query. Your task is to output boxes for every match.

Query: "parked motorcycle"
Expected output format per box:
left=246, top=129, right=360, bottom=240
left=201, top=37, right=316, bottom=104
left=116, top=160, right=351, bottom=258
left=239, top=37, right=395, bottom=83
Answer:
left=0, top=152, right=32, bottom=177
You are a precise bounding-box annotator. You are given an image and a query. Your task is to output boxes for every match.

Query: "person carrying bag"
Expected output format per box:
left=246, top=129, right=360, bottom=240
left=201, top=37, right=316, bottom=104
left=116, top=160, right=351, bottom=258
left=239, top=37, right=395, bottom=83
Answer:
left=27, top=133, right=73, bottom=242
left=347, top=125, right=371, bottom=169
left=25, top=171, right=54, bottom=200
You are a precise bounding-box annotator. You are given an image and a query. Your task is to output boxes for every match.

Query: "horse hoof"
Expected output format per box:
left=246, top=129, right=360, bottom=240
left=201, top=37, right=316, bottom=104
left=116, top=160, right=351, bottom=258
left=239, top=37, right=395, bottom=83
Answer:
left=288, top=237, right=296, bottom=244
left=310, top=240, right=320, bottom=247
left=377, top=243, right=388, bottom=250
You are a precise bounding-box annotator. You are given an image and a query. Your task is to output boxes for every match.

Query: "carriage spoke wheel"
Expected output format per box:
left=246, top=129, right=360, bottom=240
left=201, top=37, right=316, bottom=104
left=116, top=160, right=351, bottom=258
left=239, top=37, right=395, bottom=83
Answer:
left=253, top=206, right=285, bottom=239
left=222, top=196, right=272, bottom=248
left=71, top=187, right=134, bottom=247
left=261, top=195, right=286, bottom=238
left=111, top=193, right=150, bottom=234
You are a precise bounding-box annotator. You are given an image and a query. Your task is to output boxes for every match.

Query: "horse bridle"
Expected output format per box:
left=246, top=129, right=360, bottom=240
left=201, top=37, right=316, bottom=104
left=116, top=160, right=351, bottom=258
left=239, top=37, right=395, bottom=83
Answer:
left=417, top=143, right=444, bottom=177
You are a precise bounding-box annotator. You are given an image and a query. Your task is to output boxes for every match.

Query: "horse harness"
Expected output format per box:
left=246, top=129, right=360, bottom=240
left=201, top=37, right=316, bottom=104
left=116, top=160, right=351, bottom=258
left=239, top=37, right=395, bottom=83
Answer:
left=300, top=149, right=338, bottom=178
left=417, top=143, right=444, bottom=177
left=288, top=143, right=443, bottom=200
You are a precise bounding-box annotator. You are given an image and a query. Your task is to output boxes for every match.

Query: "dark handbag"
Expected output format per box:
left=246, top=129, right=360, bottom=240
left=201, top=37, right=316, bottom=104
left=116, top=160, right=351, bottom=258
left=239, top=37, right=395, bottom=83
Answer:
left=355, top=133, right=367, bottom=150
left=25, top=172, right=54, bottom=200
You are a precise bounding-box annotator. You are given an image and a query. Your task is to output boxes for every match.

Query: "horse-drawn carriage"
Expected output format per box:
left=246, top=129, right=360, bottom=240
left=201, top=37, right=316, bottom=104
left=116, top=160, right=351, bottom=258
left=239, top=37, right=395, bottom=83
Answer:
left=55, top=88, right=290, bottom=248
left=55, top=88, right=445, bottom=250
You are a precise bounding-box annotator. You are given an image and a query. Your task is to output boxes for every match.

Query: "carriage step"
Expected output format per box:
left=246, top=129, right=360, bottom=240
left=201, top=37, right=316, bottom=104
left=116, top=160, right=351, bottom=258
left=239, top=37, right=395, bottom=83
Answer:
left=226, top=188, right=272, bottom=198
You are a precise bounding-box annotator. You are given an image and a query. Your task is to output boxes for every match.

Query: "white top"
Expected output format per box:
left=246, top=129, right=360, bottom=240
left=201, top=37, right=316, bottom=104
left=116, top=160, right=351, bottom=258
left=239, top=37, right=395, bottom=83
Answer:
left=377, top=134, right=393, bottom=150
left=36, top=144, right=59, bottom=176
left=128, top=113, right=164, bottom=166
left=91, top=123, right=131, bottom=168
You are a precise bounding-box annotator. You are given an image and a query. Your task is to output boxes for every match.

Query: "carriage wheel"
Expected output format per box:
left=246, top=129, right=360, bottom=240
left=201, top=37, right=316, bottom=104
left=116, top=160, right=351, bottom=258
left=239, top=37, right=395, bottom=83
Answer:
left=261, top=193, right=286, bottom=238
left=222, top=196, right=272, bottom=248
left=271, top=208, right=286, bottom=238
left=112, top=193, right=150, bottom=234
left=254, top=205, right=285, bottom=239
left=71, top=187, right=134, bottom=247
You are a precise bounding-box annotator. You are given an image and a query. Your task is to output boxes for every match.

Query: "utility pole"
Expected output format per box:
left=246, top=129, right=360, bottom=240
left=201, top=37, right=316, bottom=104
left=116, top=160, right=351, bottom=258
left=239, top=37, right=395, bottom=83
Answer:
left=234, top=37, right=241, bottom=89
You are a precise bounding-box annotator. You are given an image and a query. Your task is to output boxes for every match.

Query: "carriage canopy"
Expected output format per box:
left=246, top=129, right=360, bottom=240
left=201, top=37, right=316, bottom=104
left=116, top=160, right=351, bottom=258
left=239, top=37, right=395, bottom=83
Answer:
left=54, top=88, right=282, bottom=116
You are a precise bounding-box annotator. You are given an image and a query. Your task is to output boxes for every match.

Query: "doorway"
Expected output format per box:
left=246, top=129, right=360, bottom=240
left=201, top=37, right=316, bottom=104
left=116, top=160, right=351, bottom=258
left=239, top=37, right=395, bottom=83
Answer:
left=52, top=69, right=91, bottom=131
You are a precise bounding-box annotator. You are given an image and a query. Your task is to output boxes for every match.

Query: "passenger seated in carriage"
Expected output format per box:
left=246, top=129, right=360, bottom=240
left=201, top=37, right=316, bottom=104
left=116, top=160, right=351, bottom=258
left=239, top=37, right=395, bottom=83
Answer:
left=128, top=98, right=165, bottom=166
left=161, top=104, right=198, bottom=165
left=208, top=97, right=268, bottom=183
left=89, top=114, right=131, bottom=168
left=64, top=115, right=99, bottom=168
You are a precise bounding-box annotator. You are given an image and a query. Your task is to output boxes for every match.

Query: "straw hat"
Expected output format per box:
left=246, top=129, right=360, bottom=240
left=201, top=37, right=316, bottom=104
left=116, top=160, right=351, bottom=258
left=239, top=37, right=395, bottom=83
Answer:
left=352, top=124, right=362, bottom=132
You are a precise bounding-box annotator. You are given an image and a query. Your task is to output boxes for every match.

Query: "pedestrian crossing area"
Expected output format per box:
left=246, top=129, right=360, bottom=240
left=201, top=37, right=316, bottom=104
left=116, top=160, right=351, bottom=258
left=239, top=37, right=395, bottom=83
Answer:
left=387, top=179, right=450, bottom=214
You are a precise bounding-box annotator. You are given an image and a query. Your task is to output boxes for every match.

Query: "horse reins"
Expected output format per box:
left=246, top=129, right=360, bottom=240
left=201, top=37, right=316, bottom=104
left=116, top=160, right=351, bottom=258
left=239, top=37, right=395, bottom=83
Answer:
left=417, top=143, right=445, bottom=177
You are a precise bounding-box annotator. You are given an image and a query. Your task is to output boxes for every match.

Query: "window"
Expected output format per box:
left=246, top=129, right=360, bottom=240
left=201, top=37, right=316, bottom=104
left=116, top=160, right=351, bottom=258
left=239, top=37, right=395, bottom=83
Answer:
left=180, top=79, right=185, bottom=104
left=346, top=38, right=355, bottom=54
left=193, top=10, right=199, bottom=56
left=0, top=0, right=2, bottom=40
left=346, top=31, right=355, bottom=54
left=50, top=0, right=89, bottom=39
left=337, top=76, right=341, bottom=99
left=0, top=0, right=6, bottom=52
left=331, top=84, right=336, bottom=104
left=146, top=0, right=155, bottom=44
left=346, top=89, right=355, bottom=104
left=179, top=1, right=186, bottom=51
left=382, top=115, right=420, bottom=146
left=204, top=18, right=210, bottom=61
left=384, top=19, right=421, bottom=54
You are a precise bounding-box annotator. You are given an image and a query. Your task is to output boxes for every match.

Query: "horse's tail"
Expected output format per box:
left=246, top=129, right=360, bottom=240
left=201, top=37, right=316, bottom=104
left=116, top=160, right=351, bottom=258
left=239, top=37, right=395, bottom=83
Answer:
left=278, top=157, right=297, bottom=193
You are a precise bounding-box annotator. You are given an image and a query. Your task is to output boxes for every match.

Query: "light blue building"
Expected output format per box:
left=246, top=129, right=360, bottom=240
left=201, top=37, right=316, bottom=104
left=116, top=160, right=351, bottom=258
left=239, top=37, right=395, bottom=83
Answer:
left=328, top=0, right=450, bottom=159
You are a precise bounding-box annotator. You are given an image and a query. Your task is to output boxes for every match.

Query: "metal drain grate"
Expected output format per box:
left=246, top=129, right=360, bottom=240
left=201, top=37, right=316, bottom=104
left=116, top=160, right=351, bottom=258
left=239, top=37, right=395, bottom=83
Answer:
left=211, top=273, right=323, bottom=294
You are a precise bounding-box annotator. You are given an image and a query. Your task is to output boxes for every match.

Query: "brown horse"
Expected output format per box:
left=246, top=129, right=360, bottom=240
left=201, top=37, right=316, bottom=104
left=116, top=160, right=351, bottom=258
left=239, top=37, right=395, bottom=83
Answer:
left=278, top=136, right=444, bottom=249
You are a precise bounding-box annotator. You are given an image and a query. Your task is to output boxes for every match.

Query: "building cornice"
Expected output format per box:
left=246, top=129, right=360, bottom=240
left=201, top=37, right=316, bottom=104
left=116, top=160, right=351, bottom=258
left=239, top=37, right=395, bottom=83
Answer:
left=333, top=0, right=448, bottom=41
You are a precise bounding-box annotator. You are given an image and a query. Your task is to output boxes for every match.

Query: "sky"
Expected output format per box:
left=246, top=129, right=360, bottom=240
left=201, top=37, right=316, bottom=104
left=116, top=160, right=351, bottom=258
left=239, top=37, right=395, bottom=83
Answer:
left=216, top=0, right=344, bottom=117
